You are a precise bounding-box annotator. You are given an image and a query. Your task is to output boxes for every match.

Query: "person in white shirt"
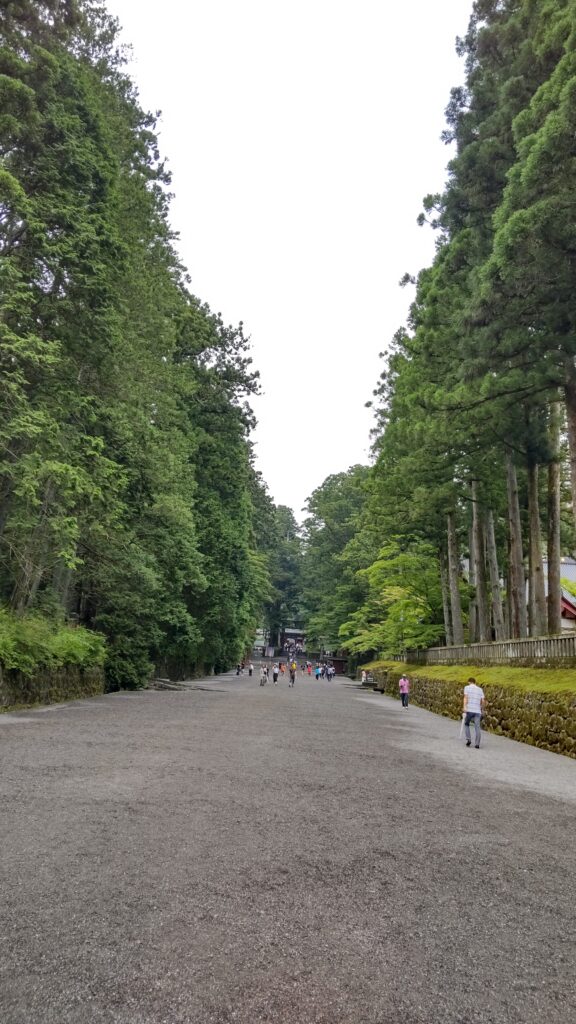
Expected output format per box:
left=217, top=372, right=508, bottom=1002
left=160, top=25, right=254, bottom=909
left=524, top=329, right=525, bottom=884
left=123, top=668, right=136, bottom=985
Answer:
left=463, top=677, right=485, bottom=748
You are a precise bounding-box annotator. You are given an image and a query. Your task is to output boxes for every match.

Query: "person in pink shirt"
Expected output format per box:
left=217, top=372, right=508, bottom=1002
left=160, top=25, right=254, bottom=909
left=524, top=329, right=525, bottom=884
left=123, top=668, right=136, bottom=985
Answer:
left=399, top=674, right=410, bottom=708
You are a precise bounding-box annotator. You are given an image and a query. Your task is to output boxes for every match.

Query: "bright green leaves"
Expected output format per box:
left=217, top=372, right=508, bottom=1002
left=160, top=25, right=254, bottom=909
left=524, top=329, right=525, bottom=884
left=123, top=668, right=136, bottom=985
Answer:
left=0, top=605, right=105, bottom=675
left=319, top=1, right=576, bottom=661
left=300, top=467, right=369, bottom=652
left=339, top=542, right=445, bottom=656
left=0, top=1, right=275, bottom=686
left=262, top=505, right=303, bottom=650
left=0, top=69, right=38, bottom=142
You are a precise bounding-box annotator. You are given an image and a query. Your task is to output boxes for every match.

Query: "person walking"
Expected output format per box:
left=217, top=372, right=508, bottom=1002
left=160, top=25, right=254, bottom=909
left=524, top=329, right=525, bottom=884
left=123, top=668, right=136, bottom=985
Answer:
left=289, top=664, right=296, bottom=687
left=259, top=664, right=267, bottom=686
left=399, top=674, right=410, bottom=708
left=248, top=662, right=253, bottom=677
left=463, top=676, right=485, bottom=748
left=272, top=663, right=279, bottom=685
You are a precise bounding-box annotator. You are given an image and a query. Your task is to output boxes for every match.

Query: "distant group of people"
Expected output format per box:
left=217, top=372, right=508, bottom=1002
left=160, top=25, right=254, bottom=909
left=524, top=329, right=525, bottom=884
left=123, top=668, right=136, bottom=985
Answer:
left=257, top=660, right=298, bottom=686
left=236, top=660, right=261, bottom=678
left=314, top=662, right=335, bottom=680
left=361, top=670, right=485, bottom=748
left=283, top=641, right=305, bottom=658
left=250, top=658, right=337, bottom=688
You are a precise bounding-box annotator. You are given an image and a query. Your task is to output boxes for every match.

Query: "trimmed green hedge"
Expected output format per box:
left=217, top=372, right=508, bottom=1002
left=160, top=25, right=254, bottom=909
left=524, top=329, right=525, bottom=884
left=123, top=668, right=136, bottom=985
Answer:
left=365, top=664, right=576, bottom=759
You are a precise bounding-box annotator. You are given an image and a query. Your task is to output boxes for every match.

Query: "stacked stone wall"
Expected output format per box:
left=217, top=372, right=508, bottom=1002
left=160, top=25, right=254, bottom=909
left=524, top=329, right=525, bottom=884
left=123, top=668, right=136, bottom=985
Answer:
left=0, top=665, right=105, bottom=709
left=367, top=667, right=576, bottom=759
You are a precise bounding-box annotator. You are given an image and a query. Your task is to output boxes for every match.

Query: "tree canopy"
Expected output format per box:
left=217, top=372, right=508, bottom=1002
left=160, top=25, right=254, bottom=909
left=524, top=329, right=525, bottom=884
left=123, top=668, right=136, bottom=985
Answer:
left=5, top=0, right=576, bottom=680
left=0, top=0, right=284, bottom=685
left=301, top=0, right=576, bottom=661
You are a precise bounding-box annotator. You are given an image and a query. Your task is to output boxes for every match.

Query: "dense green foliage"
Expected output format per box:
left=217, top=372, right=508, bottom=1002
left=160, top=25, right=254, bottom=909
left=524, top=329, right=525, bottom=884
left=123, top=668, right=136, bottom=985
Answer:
left=300, top=466, right=369, bottom=651
left=5, top=1, right=576, bottom=681
left=0, top=607, right=105, bottom=675
left=302, top=1, right=576, bottom=661
left=0, top=1, right=279, bottom=686
left=262, top=505, right=303, bottom=647
left=339, top=541, right=446, bottom=656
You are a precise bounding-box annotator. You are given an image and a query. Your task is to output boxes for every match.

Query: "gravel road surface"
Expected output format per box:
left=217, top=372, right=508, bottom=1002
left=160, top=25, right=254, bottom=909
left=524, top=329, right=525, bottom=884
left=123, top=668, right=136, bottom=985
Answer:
left=1, top=672, right=575, bottom=1024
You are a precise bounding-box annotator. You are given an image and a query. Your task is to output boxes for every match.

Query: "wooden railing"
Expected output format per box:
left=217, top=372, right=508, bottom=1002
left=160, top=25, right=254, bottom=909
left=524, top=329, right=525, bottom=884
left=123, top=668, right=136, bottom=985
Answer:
left=395, top=633, right=576, bottom=666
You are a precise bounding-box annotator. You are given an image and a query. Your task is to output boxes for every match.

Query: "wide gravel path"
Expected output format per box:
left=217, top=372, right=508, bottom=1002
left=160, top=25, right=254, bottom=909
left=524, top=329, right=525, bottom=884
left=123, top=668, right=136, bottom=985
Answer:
left=1, top=672, right=575, bottom=1024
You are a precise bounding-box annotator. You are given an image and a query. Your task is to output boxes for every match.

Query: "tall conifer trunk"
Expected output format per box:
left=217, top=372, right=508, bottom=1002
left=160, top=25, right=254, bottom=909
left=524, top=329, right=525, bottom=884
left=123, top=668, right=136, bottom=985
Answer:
left=527, top=461, right=547, bottom=636
left=0, top=492, right=11, bottom=542
left=439, top=547, right=453, bottom=646
left=447, top=512, right=464, bottom=645
left=547, top=403, right=562, bottom=634
left=26, top=561, right=46, bottom=609
left=505, top=561, right=512, bottom=639
left=564, top=357, right=576, bottom=539
left=10, top=479, right=54, bottom=611
left=53, top=561, right=75, bottom=611
left=471, top=480, right=490, bottom=641
left=468, top=525, right=478, bottom=643
left=0, top=450, right=19, bottom=542
left=485, top=509, right=505, bottom=640
left=505, top=453, right=527, bottom=638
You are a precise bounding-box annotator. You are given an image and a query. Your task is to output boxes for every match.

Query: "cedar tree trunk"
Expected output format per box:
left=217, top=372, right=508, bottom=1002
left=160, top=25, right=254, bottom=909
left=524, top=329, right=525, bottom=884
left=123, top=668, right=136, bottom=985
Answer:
left=527, top=461, right=547, bottom=636
left=485, top=509, right=505, bottom=640
left=447, top=512, right=464, bottom=645
left=505, top=452, right=527, bottom=638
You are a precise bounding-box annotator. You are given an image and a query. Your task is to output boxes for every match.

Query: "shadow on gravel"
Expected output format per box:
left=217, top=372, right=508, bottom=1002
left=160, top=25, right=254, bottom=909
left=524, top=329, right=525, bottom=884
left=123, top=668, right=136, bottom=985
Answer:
left=149, top=680, right=228, bottom=693
left=186, top=686, right=228, bottom=693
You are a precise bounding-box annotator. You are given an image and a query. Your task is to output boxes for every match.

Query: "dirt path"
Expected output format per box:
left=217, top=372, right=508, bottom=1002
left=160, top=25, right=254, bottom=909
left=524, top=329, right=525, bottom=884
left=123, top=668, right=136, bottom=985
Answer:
left=1, top=672, right=574, bottom=1023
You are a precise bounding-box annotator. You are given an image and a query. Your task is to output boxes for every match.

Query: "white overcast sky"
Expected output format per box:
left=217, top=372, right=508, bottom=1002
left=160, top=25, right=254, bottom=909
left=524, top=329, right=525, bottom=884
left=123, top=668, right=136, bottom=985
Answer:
left=106, top=0, right=472, bottom=518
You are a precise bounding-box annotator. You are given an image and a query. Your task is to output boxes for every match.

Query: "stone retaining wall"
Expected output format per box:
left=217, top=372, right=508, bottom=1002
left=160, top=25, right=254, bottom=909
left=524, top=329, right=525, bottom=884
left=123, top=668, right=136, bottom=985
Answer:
left=0, top=664, right=105, bottom=709
left=367, top=667, right=576, bottom=759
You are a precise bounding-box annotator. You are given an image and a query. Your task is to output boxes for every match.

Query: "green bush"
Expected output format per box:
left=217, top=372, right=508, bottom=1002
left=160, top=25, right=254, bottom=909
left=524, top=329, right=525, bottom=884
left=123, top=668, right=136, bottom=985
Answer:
left=104, top=648, right=152, bottom=692
left=0, top=607, right=106, bottom=675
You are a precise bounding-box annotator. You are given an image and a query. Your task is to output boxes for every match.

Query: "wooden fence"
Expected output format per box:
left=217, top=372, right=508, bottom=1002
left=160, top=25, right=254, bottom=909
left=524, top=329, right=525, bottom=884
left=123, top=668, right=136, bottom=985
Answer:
left=394, top=633, right=576, bottom=666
